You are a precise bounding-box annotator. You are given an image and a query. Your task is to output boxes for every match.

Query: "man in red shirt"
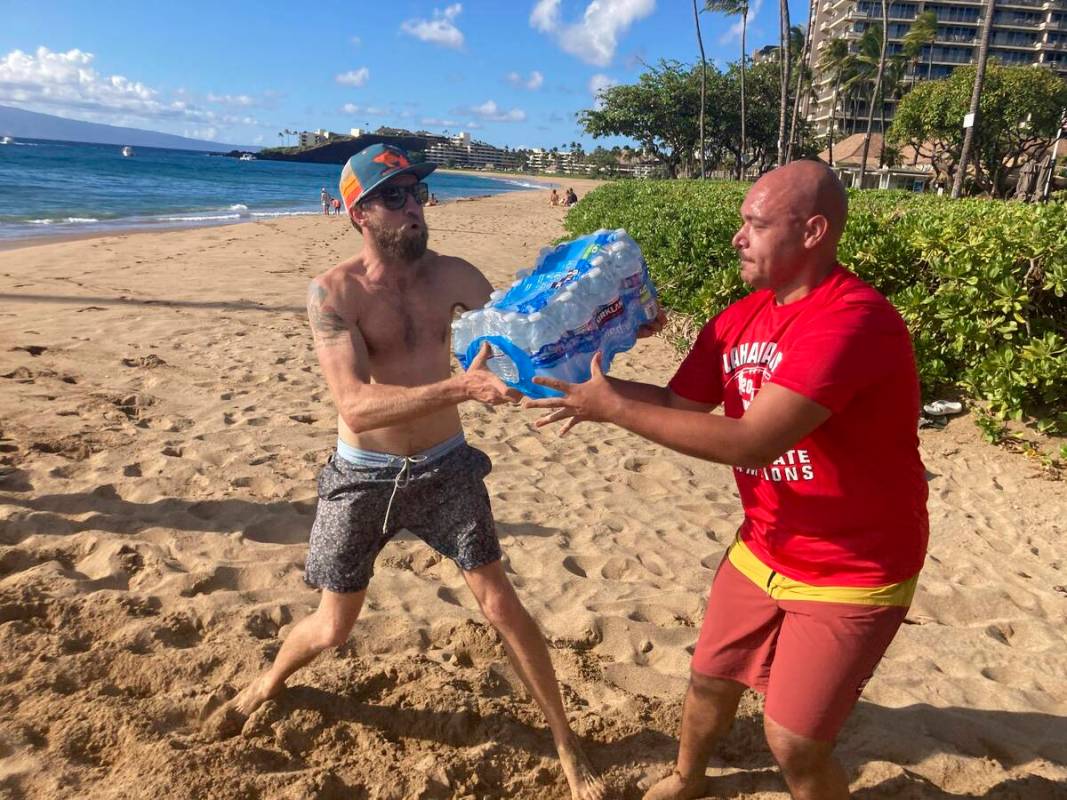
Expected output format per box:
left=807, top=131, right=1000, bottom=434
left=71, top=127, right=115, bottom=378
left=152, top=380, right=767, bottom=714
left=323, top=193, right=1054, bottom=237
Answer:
left=527, top=160, right=928, bottom=800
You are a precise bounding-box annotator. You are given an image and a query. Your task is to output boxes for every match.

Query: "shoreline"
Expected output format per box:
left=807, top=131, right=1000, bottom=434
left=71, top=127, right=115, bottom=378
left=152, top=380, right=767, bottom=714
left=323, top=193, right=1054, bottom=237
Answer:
left=0, top=171, right=561, bottom=253
left=0, top=187, right=559, bottom=254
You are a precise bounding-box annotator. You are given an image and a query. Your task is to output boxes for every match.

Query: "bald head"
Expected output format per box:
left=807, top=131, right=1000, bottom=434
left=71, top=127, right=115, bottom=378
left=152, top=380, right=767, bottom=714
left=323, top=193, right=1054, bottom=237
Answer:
left=749, top=160, right=848, bottom=245
left=732, top=160, right=848, bottom=298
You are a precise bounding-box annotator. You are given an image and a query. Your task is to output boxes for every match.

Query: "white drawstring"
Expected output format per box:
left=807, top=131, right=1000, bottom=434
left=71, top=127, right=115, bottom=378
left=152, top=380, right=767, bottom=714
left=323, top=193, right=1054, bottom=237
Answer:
left=381, top=455, right=427, bottom=534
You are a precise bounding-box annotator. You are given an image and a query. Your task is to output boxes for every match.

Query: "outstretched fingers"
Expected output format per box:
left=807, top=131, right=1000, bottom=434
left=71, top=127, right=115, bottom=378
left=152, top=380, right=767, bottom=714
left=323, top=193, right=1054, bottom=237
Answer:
left=531, top=374, right=572, bottom=393
left=532, top=407, right=576, bottom=428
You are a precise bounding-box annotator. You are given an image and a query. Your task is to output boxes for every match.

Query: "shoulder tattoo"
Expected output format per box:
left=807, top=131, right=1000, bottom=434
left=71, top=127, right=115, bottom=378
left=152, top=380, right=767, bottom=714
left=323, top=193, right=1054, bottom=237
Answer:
left=306, top=282, right=349, bottom=346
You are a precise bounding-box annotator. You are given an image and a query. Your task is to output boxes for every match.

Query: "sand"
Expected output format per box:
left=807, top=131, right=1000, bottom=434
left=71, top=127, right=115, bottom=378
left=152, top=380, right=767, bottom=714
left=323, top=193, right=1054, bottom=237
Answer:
left=1, top=182, right=1065, bottom=800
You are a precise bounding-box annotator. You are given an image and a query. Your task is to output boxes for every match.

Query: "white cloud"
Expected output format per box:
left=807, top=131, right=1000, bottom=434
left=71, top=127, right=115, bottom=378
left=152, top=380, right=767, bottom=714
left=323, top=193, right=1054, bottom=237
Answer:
left=529, top=0, right=655, bottom=67
left=719, top=0, right=763, bottom=45
left=421, top=117, right=462, bottom=128
left=339, top=103, right=390, bottom=115
left=506, top=70, right=544, bottom=90
left=350, top=35, right=362, bottom=46
left=0, top=46, right=256, bottom=136
left=335, top=67, right=370, bottom=87
left=530, top=0, right=562, bottom=32
left=466, top=99, right=526, bottom=122
left=207, top=92, right=255, bottom=107
left=401, top=4, right=465, bottom=50
left=588, top=73, right=618, bottom=107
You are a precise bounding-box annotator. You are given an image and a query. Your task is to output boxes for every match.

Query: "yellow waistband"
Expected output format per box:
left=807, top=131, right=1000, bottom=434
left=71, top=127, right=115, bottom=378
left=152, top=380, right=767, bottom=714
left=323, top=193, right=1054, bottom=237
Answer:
left=727, top=537, right=917, bottom=607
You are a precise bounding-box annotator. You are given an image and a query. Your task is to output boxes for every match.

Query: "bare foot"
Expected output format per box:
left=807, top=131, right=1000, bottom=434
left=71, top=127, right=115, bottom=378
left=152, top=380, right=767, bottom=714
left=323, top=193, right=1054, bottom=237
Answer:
left=641, top=770, right=705, bottom=800
left=204, top=673, right=280, bottom=740
left=232, top=672, right=281, bottom=717
left=557, top=732, right=607, bottom=800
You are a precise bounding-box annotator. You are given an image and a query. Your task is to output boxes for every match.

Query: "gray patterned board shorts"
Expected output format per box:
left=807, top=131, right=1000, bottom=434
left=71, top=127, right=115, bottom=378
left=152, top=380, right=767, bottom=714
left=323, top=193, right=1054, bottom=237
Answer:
left=304, top=435, right=501, bottom=593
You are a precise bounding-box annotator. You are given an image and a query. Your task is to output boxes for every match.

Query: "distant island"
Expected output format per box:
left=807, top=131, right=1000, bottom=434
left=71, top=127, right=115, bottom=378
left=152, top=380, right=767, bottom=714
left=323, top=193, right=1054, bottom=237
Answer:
left=0, top=104, right=258, bottom=152
left=248, top=132, right=429, bottom=165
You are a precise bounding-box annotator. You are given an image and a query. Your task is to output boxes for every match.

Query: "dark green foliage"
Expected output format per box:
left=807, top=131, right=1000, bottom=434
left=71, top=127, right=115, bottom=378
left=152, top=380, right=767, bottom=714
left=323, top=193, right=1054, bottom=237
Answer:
left=565, top=181, right=1066, bottom=428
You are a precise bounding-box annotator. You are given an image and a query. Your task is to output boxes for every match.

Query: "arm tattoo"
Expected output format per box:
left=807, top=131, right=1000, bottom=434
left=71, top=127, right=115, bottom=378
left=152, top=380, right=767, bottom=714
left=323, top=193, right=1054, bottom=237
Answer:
left=307, top=283, right=349, bottom=346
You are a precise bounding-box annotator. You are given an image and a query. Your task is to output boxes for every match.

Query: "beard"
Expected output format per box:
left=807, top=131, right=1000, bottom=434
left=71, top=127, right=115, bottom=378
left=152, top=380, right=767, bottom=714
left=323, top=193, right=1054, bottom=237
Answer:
left=365, top=216, right=429, bottom=263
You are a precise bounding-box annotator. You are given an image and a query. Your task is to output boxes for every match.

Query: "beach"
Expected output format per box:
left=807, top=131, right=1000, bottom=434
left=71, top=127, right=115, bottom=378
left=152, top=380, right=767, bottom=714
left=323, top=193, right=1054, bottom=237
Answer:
left=1, top=182, right=1065, bottom=799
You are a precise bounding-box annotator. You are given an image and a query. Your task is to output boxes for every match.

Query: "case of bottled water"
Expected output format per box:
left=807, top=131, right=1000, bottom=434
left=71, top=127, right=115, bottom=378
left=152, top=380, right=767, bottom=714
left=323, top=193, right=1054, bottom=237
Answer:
left=451, top=228, right=659, bottom=398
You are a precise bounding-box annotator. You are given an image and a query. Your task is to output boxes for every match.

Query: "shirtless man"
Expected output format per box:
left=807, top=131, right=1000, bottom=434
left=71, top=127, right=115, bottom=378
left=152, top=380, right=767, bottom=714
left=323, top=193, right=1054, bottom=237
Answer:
left=223, top=144, right=606, bottom=800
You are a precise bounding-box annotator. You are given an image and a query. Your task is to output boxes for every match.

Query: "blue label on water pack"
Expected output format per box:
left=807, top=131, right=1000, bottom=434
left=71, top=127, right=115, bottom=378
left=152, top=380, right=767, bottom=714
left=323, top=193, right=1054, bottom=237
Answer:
left=452, top=229, right=660, bottom=398
left=496, top=231, right=616, bottom=314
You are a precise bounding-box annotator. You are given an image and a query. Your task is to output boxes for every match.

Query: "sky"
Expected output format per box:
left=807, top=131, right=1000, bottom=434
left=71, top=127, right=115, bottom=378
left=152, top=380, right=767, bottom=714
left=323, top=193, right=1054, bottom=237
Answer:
left=0, top=0, right=812, bottom=150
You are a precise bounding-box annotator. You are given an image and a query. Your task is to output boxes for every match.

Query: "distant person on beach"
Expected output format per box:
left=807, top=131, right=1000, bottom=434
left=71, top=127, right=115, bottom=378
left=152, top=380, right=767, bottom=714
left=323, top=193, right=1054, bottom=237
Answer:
left=428, top=192, right=439, bottom=206
left=331, top=197, right=342, bottom=215
left=217, top=144, right=607, bottom=800
left=320, top=187, right=329, bottom=215
left=527, top=160, right=928, bottom=800
left=563, top=188, right=578, bottom=207
left=549, top=189, right=561, bottom=206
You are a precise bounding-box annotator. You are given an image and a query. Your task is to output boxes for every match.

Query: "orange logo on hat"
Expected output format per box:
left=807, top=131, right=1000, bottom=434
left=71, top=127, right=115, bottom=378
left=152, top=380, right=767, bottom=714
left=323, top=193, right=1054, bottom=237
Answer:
left=372, top=149, right=409, bottom=171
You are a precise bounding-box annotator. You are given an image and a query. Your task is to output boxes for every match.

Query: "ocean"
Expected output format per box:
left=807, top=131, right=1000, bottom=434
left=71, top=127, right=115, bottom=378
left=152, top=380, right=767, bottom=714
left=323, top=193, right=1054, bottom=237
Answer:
left=0, top=138, right=551, bottom=243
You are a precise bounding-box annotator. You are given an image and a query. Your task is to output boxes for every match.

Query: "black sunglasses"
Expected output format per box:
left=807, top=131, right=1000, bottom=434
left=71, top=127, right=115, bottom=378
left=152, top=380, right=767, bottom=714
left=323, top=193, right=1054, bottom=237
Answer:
left=364, top=181, right=430, bottom=211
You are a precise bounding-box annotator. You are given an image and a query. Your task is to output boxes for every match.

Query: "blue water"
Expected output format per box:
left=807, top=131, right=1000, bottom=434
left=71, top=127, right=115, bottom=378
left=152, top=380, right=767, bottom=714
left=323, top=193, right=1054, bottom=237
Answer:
left=0, top=138, right=550, bottom=242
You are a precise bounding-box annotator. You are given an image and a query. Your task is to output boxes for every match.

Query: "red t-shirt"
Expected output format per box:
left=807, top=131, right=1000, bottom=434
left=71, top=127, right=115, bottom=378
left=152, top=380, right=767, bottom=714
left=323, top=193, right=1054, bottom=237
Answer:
left=669, top=265, right=928, bottom=587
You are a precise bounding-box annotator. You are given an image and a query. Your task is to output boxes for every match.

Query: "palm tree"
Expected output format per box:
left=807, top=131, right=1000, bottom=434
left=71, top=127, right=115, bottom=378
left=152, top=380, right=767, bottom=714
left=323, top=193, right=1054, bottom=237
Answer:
left=693, top=0, right=709, bottom=179
left=858, top=0, right=889, bottom=188
left=879, top=55, right=907, bottom=166
left=952, top=0, right=995, bottom=198
left=787, top=19, right=813, bottom=162
left=902, top=10, right=938, bottom=86
left=705, top=0, right=749, bottom=176
left=818, top=37, right=852, bottom=166
left=777, top=0, right=792, bottom=165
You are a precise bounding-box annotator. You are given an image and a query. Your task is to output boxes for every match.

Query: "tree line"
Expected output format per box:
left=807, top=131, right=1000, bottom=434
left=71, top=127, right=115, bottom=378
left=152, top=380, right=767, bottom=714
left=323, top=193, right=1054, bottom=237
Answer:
left=578, top=0, right=1067, bottom=198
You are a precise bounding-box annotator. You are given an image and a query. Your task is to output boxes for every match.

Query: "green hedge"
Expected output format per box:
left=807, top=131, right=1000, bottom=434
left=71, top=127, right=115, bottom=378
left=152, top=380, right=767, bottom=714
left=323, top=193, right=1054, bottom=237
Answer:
left=564, top=181, right=1066, bottom=429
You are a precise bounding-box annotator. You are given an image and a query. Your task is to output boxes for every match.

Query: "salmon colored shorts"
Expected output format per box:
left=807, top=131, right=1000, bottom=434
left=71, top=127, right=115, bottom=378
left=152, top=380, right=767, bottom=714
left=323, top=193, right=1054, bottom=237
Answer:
left=691, top=540, right=916, bottom=741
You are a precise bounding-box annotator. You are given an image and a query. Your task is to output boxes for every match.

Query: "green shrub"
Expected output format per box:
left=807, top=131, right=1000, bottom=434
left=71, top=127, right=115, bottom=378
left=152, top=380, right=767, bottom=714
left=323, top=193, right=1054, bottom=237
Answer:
left=564, top=181, right=1066, bottom=429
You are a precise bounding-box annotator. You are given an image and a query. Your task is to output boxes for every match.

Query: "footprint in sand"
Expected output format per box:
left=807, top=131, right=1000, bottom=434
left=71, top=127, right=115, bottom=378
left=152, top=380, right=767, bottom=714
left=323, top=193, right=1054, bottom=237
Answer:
left=121, top=354, right=167, bottom=369
left=151, top=611, right=203, bottom=649
left=2, top=366, right=39, bottom=382
left=104, top=392, right=156, bottom=422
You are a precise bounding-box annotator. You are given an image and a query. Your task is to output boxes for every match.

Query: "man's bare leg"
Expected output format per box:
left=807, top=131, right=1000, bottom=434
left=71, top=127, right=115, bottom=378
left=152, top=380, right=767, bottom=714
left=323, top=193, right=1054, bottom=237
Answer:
left=764, top=715, right=849, bottom=800
left=463, top=561, right=606, bottom=800
left=209, top=589, right=365, bottom=735
left=642, top=673, right=745, bottom=800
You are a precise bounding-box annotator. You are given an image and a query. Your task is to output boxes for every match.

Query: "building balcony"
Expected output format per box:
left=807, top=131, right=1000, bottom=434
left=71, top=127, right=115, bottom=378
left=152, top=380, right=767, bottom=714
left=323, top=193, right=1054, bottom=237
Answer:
left=927, top=53, right=976, bottom=63
left=990, top=37, right=1042, bottom=47
left=993, top=16, right=1047, bottom=28
left=928, top=16, right=981, bottom=26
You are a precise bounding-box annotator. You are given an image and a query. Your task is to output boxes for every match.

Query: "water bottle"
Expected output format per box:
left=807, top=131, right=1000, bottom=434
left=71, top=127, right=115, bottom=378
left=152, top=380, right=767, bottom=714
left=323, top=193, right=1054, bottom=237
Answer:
left=450, top=229, right=659, bottom=397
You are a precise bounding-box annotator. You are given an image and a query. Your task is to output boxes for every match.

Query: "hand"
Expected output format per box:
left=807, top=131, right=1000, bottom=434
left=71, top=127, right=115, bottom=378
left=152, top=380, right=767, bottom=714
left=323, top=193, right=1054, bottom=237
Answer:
left=523, top=352, right=621, bottom=435
left=636, top=307, right=667, bottom=339
left=462, top=342, right=521, bottom=406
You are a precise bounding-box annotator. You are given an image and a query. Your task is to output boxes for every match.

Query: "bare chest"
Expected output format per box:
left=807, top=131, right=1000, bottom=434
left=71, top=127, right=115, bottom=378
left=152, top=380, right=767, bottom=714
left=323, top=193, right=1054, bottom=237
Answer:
left=356, top=284, right=458, bottom=359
